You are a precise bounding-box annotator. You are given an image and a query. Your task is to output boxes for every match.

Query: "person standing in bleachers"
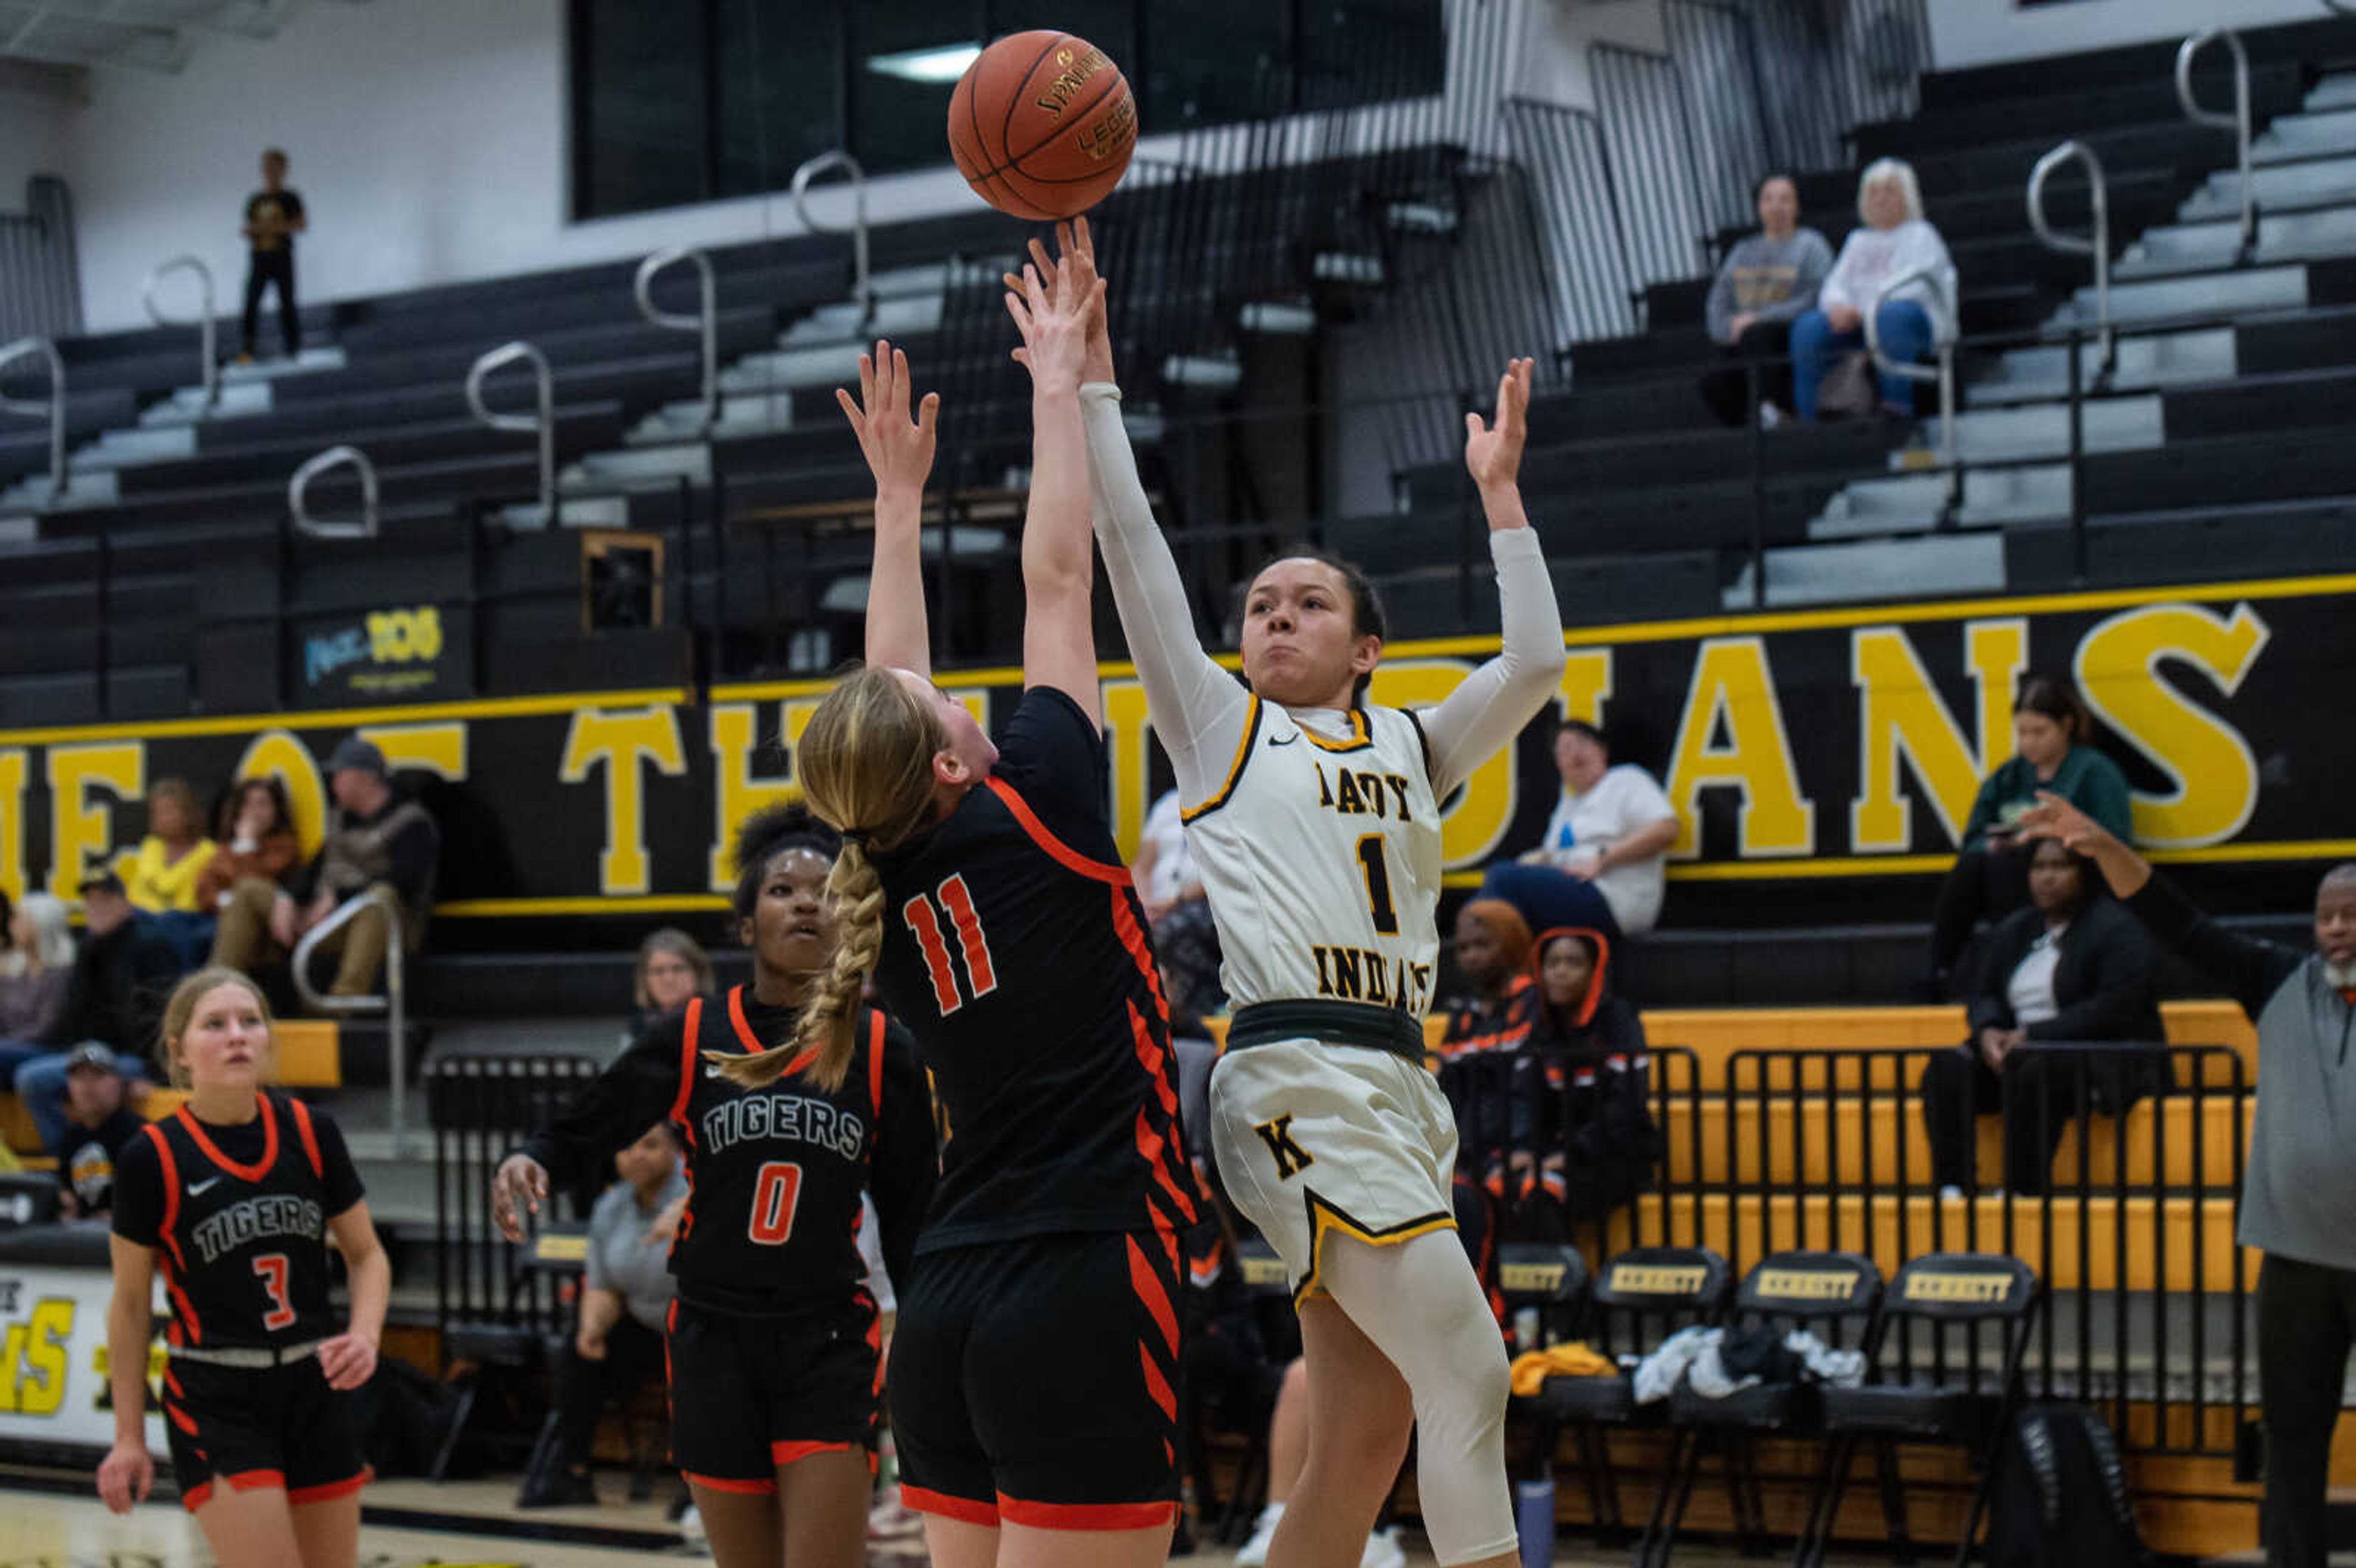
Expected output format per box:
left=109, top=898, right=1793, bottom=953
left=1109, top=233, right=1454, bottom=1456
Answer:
left=1789, top=158, right=1955, bottom=423
left=1698, top=174, right=1832, bottom=428
left=239, top=148, right=306, bottom=363
left=2022, top=795, right=2356, bottom=1568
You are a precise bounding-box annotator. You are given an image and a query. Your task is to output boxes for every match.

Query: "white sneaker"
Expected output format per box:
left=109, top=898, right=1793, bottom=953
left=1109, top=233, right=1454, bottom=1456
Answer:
left=1360, top=1526, right=1408, bottom=1568
left=677, top=1502, right=707, bottom=1551
left=1758, top=402, right=1785, bottom=430
left=1938, top=1185, right=1965, bottom=1202
left=1235, top=1502, right=1284, bottom=1567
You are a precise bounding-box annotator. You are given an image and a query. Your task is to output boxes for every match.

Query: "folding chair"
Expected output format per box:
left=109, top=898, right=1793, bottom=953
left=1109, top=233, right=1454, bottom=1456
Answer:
left=1793, top=1253, right=2039, bottom=1568
left=1197, top=1236, right=1295, bottom=1545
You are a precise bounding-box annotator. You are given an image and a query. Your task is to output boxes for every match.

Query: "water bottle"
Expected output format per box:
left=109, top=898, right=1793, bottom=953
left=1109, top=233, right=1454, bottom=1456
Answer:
left=1516, top=1476, right=1557, bottom=1568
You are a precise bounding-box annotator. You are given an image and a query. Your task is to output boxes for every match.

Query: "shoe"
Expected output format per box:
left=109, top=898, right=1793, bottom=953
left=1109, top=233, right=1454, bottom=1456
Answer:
left=677, top=1503, right=706, bottom=1548
left=1938, top=1185, right=1966, bottom=1203
left=1235, top=1501, right=1285, bottom=1566
left=1758, top=402, right=1784, bottom=430
left=517, top=1466, right=597, bottom=1508
left=1360, top=1526, right=1408, bottom=1568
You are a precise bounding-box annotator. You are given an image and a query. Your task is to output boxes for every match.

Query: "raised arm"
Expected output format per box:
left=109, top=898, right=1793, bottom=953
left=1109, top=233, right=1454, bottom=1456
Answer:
left=1418, top=359, right=1568, bottom=799
left=837, top=342, right=940, bottom=677
left=1005, top=255, right=1106, bottom=726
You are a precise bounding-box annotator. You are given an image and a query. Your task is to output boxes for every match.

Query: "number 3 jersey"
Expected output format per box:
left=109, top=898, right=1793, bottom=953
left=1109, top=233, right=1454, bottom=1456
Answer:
left=112, top=1091, right=366, bottom=1350
left=1182, top=696, right=1444, bottom=1021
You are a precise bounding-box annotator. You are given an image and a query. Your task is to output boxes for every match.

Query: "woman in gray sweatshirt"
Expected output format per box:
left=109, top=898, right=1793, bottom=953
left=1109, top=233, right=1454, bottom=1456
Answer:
left=2023, top=793, right=2356, bottom=1568
left=1699, top=174, right=1833, bottom=426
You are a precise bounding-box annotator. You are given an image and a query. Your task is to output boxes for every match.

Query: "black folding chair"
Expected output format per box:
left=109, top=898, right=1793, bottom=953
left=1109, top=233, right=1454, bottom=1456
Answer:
left=1655, top=1250, right=1884, bottom=1567
left=1196, top=1236, right=1295, bottom=1545
left=1793, top=1253, right=2039, bottom=1568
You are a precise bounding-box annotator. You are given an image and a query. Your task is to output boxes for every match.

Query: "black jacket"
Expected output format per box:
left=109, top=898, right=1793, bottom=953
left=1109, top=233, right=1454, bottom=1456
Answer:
left=1966, top=895, right=2165, bottom=1044
left=55, top=918, right=182, bottom=1059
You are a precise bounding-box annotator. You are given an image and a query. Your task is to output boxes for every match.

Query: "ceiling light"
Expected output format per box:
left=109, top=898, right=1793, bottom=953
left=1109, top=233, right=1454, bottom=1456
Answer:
left=866, top=42, right=982, bottom=85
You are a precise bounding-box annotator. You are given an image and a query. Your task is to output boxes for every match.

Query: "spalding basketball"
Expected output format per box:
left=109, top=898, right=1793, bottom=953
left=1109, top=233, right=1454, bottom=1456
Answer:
left=947, top=30, right=1137, bottom=221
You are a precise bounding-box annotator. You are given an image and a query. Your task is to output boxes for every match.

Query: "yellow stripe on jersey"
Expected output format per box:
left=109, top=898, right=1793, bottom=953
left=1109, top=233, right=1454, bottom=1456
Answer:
left=1298, top=706, right=1374, bottom=753
left=1292, top=1188, right=1458, bottom=1309
left=1182, top=694, right=1265, bottom=824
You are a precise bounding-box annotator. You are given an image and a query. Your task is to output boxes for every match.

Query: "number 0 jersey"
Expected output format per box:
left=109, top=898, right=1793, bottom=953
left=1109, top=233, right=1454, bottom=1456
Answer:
left=1182, top=696, right=1444, bottom=1024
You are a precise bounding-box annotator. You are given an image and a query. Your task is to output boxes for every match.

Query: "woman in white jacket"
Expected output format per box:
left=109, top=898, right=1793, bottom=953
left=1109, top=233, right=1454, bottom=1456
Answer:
left=1789, top=158, right=1958, bottom=421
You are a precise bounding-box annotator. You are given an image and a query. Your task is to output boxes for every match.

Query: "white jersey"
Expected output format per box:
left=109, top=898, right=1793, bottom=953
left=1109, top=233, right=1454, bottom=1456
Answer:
left=1182, top=696, right=1442, bottom=1020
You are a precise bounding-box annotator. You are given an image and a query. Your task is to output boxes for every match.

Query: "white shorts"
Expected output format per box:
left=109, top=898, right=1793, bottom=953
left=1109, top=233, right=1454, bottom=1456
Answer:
left=1208, top=1038, right=1461, bottom=1305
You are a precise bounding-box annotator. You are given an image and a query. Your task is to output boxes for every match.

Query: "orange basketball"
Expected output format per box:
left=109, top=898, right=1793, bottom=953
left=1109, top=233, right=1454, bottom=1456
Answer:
left=947, top=30, right=1137, bottom=221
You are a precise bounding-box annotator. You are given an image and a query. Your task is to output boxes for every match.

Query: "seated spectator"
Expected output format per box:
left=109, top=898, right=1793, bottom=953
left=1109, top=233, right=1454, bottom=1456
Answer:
left=0, top=893, right=75, bottom=1079
left=1699, top=174, right=1833, bottom=428
left=126, top=777, right=219, bottom=969
left=53, top=1042, right=144, bottom=1220
left=1438, top=898, right=1537, bottom=1060
left=13, top=874, right=174, bottom=1152
left=1135, top=787, right=1223, bottom=1024
left=1498, top=929, right=1658, bottom=1240
left=1928, top=673, right=2133, bottom=993
left=212, top=736, right=438, bottom=997
left=1479, top=720, right=1679, bottom=939
left=519, top=1120, right=688, bottom=1508
left=1790, top=158, right=1957, bottom=423
left=195, top=775, right=304, bottom=917
left=624, top=928, right=711, bottom=1048
left=1920, top=838, right=2163, bottom=1198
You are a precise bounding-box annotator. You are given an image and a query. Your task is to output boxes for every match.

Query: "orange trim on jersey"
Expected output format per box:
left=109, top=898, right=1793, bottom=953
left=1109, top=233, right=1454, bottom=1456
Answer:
left=175, top=1094, right=278, bottom=1184
left=980, top=777, right=1131, bottom=886
left=166, top=1401, right=199, bottom=1435
left=771, top=1439, right=852, bottom=1467
left=1180, top=694, right=1263, bottom=823
left=671, top=997, right=703, bottom=1140
left=1125, top=1235, right=1180, bottom=1358
left=163, top=1367, right=183, bottom=1399
left=142, top=1123, right=187, bottom=1272
left=1107, top=888, right=1171, bottom=1027
left=287, top=1468, right=372, bottom=1504
left=995, top=1495, right=1178, bottom=1531
left=287, top=1096, right=325, bottom=1180
left=1138, top=1342, right=1178, bottom=1423
left=865, top=1010, right=886, bottom=1120
left=731, top=985, right=821, bottom=1075
left=903, top=1485, right=1000, bottom=1526
left=185, top=1469, right=287, bottom=1511
left=1125, top=1005, right=1196, bottom=1228
left=685, top=1472, right=776, bottom=1496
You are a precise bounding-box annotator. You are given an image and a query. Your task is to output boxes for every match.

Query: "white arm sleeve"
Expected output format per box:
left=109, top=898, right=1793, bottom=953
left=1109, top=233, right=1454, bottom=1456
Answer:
left=1417, top=527, right=1566, bottom=801
left=1080, top=382, right=1250, bottom=803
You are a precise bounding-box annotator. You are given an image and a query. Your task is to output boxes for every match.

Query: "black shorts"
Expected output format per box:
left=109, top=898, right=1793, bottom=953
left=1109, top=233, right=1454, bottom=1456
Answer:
left=891, top=1229, right=1180, bottom=1531
left=162, top=1354, right=369, bottom=1512
left=665, top=1297, right=880, bottom=1492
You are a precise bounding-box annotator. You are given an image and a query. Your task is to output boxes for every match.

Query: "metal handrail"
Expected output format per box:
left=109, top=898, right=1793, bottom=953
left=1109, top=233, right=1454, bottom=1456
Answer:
left=2028, top=139, right=2115, bottom=380
left=2177, top=28, right=2256, bottom=264
left=0, top=336, right=67, bottom=501
left=465, top=340, right=556, bottom=526
left=791, top=150, right=872, bottom=319
left=288, top=444, right=379, bottom=539
left=142, top=255, right=219, bottom=415
left=291, top=886, right=409, bottom=1156
left=634, top=245, right=719, bottom=434
left=1865, top=264, right=1961, bottom=521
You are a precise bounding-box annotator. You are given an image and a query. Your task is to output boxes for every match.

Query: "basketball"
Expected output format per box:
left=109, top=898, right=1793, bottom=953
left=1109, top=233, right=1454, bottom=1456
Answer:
left=947, top=30, right=1137, bottom=221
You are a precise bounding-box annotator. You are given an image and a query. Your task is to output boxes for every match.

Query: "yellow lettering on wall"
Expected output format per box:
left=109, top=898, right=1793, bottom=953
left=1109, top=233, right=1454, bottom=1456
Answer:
left=233, top=731, right=327, bottom=858
left=708, top=704, right=795, bottom=890
left=1557, top=648, right=1614, bottom=726
left=1100, top=680, right=1153, bottom=861
left=1849, top=619, right=2027, bottom=851
left=560, top=707, right=688, bottom=895
left=44, top=744, right=142, bottom=901
left=1367, top=660, right=1519, bottom=867
left=0, top=749, right=25, bottom=905
left=0, top=1323, right=22, bottom=1412
left=18, top=1299, right=69, bottom=1415
left=1663, top=638, right=1814, bottom=858
left=359, top=722, right=469, bottom=780
left=2074, top=603, right=2270, bottom=848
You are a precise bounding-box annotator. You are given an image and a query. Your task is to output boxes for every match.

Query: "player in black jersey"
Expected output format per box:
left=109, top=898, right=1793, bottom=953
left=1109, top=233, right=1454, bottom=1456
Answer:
left=98, top=967, right=388, bottom=1568
left=491, top=804, right=935, bottom=1568
left=721, top=262, right=1190, bottom=1568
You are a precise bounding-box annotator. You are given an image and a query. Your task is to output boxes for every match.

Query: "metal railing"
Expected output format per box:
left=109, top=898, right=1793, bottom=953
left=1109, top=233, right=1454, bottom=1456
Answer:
left=290, top=886, right=412, bottom=1155
left=464, top=340, right=556, bottom=526
left=790, top=150, right=871, bottom=321
left=2178, top=28, right=2257, bottom=265
left=1865, top=264, right=1960, bottom=519
left=287, top=444, right=379, bottom=540
left=2028, top=140, right=2116, bottom=381
left=0, top=334, right=66, bottom=501
left=634, top=245, right=718, bottom=434
left=142, top=254, right=219, bottom=415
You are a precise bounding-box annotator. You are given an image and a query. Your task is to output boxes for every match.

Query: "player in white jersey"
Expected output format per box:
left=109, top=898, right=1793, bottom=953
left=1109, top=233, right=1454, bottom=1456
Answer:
left=1035, top=221, right=1565, bottom=1568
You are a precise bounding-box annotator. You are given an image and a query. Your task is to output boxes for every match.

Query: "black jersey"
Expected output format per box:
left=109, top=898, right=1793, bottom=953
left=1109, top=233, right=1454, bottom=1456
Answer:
left=519, top=988, right=935, bottom=1319
left=112, top=1091, right=364, bottom=1351
left=871, top=686, right=1195, bottom=1254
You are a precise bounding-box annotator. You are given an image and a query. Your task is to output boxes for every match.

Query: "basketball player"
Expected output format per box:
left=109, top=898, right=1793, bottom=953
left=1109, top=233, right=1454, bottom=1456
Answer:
left=722, top=261, right=1190, bottom=1568
left=98, top=967, right=388, bottom=1568
left=490, top=804, right=935, bottom=1568
left=1043, top=218, right=1565, bottom=1568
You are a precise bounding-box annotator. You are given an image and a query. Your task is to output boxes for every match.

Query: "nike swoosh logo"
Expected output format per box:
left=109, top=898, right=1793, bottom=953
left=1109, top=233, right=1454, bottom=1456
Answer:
left=1268, top=733, right=1298, bottom=747
left=187, top=1176, right=221, bottom=1197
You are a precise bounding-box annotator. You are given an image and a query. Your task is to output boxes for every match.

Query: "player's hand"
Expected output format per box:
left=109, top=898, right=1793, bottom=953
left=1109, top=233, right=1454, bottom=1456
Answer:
left=2017, top=791, right=2115, bottom=856
left=98, top=1441, right=153, bottom=1513
left=318, top=1329, right=379, bottom=1391
left=1009, top=218, right=1114, bottom=384
left=643, top=1191, right=688, bottom=1245
left=574, top=1324, right=609, bottom=1362
left=837, top=340, right=939, bottom=504
left=1006, top=256, right=1102, bottom=393
left=490, top=1154, right=548, bottom=1243
left=1464, top=358, right=1534, bottom=497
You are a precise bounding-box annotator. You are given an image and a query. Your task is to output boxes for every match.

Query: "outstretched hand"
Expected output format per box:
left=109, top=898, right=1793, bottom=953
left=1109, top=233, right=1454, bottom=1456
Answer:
left=1004, top=253, right=1104, bottom=393
left=1006, top=218, right=1114, bottom=385
left=2015, top=791, right=2115, bottom=855
left=1464, top=357, right=1534, bottom=494
left=836, top=339, right=940, bottom=501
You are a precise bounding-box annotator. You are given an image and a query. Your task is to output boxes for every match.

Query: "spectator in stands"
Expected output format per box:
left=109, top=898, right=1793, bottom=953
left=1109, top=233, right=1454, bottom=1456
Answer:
left=213, top=737, right=437, bottom=998
left=1479, top=719, right=1679, bottom=940
left=1927, top=674, right=2133, bottom=994
left=1919, top=837, right=2164, bottom=1197
left=520, top=1119, right=689, bottom=1508
left=239, top=147, right=306, bottom=363
left=1135, top=787, right=1223, bottom=1024
left=1699, top=174, right=1833, bottom=428
left=194, top=775, right=304, bottom=915
left=1789, top=158, right=1957, bottom=423
left=15, top=874, right=174, bottom=1153
left=53, top=1043, right=143, bottom=1220
left=1499, top=929, right=1658, bottom=1241
left=0, top=892, right=75, bottom=1078
left=2021, top=797, right=2356, bottom=1568
left=625, top=928, right=711, bottom=1049
left=125, top=777, right=218, bottom=968
left=1438, top=898, right=1538, bottom=1061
